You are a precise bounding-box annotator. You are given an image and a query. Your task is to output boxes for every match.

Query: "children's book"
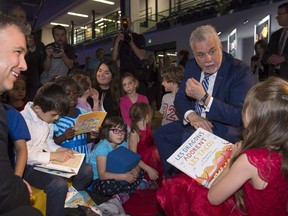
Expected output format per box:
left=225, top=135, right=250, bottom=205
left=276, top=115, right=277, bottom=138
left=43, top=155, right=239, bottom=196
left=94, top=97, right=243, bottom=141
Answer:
left=74, top=111, right=107, bottom=135
left=65, top=186, right=99, bottom=209
left=34, top=153, right=85, bottom=178
left=167, top=128, right=233, bottom=188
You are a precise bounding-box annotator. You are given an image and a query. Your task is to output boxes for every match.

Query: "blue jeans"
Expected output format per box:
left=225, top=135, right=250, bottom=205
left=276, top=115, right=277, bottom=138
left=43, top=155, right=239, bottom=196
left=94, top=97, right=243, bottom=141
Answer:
left=153, top=120, right=195, bottom=176
left=24, top=163, right=92, bottom=216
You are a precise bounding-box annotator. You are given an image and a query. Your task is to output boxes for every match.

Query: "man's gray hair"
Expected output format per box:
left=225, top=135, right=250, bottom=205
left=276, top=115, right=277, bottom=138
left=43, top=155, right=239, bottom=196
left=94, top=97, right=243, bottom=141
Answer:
left=190, top=25, right=221, bottom=50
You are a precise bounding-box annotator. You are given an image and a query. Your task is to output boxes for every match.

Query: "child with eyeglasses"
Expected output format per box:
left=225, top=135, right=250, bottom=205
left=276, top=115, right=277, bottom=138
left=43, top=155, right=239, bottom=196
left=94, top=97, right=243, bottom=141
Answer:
left=87, top=117, right=144, bottom=204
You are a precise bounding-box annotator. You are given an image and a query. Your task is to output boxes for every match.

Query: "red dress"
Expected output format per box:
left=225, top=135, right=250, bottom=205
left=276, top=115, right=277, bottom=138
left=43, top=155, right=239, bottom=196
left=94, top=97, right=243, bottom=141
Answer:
left=137, top=124, right=163, bottom=179
left=157, top=148, right=288, bottom=216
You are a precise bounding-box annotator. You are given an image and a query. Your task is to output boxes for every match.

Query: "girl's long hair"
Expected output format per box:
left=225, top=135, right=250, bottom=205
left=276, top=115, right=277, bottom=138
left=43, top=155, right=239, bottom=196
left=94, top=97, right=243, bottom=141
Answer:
left=231, top=77, right=288, bottom=212
left=129, top=102, right=150, bottom=137
left=91, top=60, right=121, bottom=109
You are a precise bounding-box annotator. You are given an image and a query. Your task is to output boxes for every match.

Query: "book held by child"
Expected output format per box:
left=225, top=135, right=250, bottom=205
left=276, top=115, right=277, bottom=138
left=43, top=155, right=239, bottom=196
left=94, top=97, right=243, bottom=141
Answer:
left=74, top=111, right=107, bottom=135
left=167, top=128, right=233, bottom=188
left=34, top=153, right=85, bottom=178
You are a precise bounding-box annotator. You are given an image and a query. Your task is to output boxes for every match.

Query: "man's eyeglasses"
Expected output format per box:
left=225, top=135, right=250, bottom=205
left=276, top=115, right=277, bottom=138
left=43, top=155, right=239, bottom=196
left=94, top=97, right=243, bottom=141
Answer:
left=109, top=128, right=126, bottom=135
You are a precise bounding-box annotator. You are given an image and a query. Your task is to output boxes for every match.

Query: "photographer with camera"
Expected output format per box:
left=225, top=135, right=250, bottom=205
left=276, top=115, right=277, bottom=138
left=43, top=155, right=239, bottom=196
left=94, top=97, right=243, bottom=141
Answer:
left=112, top=16, right=146, bottom=79
left=41, top=25, right=75, bottom=84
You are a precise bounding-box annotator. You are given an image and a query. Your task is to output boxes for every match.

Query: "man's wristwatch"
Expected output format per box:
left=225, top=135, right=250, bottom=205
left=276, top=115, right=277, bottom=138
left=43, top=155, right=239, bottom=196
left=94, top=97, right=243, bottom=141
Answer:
left=198, top=92, right=209, bottom=106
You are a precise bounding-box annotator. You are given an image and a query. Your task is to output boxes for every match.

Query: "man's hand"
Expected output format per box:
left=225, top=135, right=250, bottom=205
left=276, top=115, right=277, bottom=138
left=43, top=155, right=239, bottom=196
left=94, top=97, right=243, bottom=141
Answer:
left=52, top=47, right=65, bottom=58
left=187, top=112, right=213, bottom=132
left=185, top=78, right=206, bottom=100
left=115, top=32, right=125, bottom=43
left=268, top=54, right=285, bottom=65
left=45, top=46, right=53, bottom=56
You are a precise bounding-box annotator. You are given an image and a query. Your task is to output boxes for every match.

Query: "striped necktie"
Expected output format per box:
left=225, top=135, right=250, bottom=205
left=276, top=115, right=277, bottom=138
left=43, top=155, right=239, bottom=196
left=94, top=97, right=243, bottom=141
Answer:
left=195, top=72, right=211, bottom=115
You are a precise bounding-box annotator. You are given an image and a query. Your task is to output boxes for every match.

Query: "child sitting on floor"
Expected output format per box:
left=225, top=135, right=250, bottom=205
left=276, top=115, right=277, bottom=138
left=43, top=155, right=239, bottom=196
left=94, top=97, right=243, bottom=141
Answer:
left=3, top=75, right=27, bottom=111
left=21, top=82, right=92, bottom=216
left=157, top=77, right=288, bottom=216
left=129, top=102, right=163, bottom=183
left=53, top=76, right=92, bottom=156
left=88, top=117, right=144, bottom=204
left=72, top=73, right=99, bottom=112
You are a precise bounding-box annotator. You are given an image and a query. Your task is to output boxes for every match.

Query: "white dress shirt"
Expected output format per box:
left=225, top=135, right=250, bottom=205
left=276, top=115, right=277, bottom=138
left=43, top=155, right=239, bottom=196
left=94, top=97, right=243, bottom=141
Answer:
left=184, top=71, right=217, bottom=124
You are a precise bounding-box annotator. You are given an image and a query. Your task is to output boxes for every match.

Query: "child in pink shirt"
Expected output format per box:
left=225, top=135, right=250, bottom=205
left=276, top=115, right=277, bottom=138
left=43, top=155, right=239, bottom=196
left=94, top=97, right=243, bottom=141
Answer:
left=120, top=73, right=148, bottom=128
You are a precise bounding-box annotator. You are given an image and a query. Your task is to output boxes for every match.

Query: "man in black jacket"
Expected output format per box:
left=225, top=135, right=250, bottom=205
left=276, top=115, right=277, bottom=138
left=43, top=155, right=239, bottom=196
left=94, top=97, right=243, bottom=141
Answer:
left=262, top=2, right=288, bottom=79
left=0, top=14, right=42, bottom=216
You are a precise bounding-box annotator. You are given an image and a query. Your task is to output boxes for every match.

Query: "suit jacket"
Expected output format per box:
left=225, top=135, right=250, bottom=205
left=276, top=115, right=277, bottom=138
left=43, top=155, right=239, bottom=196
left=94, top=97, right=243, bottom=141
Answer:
left=262, top=28, right=288, bottom=80
left=0, top=103, right=30, bottom=213
left=174, top=52, right=255, bottom=143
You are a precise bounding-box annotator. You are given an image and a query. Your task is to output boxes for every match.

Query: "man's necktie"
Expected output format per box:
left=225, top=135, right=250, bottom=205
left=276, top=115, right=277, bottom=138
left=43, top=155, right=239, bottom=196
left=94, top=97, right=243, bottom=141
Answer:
left=195, top=72, right=211, bottom=115
left=278, top=28, right=288, bottom=55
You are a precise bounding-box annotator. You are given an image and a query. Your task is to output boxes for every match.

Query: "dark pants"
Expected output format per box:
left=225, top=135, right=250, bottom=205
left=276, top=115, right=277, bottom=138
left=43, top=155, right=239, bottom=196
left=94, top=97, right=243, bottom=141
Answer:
left=24, top=163, right=92, bottom=216
left=153, top=120, right=195, bottom=176
left=88, top=170, right=145, bottom=197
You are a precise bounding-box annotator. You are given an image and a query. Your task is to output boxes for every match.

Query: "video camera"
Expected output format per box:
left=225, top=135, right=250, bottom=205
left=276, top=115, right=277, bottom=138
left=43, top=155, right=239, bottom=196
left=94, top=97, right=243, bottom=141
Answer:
left=121, top=18, right=131, bottom=42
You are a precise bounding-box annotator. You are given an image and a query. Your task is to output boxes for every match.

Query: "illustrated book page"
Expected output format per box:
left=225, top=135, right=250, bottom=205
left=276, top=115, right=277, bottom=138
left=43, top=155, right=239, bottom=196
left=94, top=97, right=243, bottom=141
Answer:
left=167, top=128, right=233, bottom=188
left=65, top=186, right=98, bottom=209
left=34, top=153, right=85, bottom=178
left=74, top=111, right=107, bottom=135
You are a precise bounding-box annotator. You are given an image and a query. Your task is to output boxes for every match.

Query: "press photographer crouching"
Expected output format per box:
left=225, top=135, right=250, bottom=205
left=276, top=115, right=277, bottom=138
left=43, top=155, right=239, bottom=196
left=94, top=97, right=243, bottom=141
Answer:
left=112, top=16, right=147, bottom=95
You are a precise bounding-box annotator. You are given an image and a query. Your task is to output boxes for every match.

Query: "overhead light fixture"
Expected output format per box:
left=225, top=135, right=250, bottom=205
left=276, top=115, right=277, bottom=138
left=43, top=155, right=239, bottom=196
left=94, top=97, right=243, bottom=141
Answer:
left=50, top=22, right=69, bottom=27
left=93, top=0, right=115, bottom=5
left=67, top=12, right=88, bottom=18
left=217, top=31, right=222, bottom=35
left=243, top=19, right=248, bottom=24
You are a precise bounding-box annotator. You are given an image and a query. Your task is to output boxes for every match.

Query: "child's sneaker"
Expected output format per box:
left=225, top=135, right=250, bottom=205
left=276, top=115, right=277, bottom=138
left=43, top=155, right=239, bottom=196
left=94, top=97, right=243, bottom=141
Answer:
left=112, top=192, right=130, bottom=205
left=136, top=179, right=148, bottom=190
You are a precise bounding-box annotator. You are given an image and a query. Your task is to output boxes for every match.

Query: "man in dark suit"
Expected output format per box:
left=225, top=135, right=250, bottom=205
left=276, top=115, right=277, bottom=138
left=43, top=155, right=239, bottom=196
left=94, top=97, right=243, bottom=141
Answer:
left=154, top=25, right=255, bottom=176
left=0, top=14, right=42, bottom=216
left=262, top=2, right=288, bottom=79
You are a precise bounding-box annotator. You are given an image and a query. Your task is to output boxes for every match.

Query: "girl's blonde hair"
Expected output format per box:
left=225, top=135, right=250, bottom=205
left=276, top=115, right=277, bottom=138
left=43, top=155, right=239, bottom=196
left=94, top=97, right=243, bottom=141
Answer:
left=231, top=77, right=288, bottom=212
left=129, top=102, right=151, bottom=136
left=121, top=72, right=139, bottom=95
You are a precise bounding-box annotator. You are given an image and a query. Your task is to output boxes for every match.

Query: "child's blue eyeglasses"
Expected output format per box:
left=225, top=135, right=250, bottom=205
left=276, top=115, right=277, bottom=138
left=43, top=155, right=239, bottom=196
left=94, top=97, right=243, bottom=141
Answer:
left=109, top=128, right=126, bottom=135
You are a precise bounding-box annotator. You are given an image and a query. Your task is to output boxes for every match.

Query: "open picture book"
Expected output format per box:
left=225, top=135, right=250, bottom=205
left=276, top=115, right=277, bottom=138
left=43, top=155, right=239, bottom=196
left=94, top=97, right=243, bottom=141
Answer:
left=74, top=111, right=107, bottom=135
left=65, top=186, right=97, bottom=208
left=34, top=153, right=85, bottom=178
left=167, top=128, right=233, bottom=188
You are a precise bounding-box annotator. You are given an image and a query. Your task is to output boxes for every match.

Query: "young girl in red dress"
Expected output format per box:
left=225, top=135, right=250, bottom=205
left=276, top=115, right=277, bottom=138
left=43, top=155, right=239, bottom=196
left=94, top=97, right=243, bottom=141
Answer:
left=129, top=102, right=163, bottom=184
left=157, top=77, right=288, bottom=216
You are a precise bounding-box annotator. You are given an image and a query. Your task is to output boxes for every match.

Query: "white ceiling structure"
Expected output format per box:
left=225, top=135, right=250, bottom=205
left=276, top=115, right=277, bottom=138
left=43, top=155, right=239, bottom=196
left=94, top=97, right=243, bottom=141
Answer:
left=1, top=0, right=120, bottom=31
left=41, top=0, right=120, bottom=30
